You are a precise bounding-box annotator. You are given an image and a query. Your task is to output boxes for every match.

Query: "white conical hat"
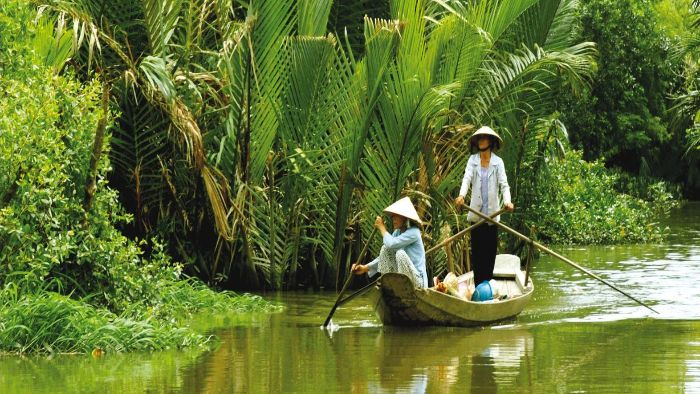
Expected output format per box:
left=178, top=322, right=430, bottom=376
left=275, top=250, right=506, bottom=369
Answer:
left=383, top=197, right=422, bottom=224
left=470, top=125, right=503, bottom=148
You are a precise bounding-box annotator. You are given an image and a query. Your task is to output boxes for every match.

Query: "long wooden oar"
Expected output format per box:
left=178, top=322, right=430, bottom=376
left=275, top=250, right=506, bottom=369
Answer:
left=462, top=205, right=659, bottom=314
left=425, top=208, right=507, bottom=255
left=335, top=275, right=381, bottom=307
left=323, top=228, right=378, bottom=328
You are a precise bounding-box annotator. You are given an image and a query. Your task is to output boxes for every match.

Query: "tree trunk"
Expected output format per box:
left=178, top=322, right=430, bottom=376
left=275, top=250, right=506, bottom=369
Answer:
left=83, top=82, right=110, bottom=214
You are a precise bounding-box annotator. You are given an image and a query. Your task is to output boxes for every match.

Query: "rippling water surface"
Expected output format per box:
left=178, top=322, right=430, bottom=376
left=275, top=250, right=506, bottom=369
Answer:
left=2, top=203, right=699, bottom=393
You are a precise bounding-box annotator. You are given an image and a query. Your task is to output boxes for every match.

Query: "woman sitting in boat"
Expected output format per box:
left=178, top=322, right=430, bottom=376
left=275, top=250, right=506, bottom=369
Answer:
left=454, top=125, right=514, bottom=293
left=351, top=197, right=428, bottom=288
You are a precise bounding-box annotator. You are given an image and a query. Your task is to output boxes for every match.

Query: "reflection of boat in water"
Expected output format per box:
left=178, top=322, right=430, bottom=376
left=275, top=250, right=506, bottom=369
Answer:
left=370, top=255, right=534, bottom=327
left=371, top=326, right=535, bottom=392
left=373, top=325, right=534, bottom=363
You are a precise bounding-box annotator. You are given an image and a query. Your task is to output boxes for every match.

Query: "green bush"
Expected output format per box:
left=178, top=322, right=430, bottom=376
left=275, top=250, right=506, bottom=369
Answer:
left=528, top=150, right=677, bottom=244
left=0, top=64, right=171, bottom=311
left=561, top=0, right=677, bottom=167
left=612, top=170, right=682, bottom=218
left=0, top=1, right=281, bottom=355
left=0, top=65, right=280, bottom=351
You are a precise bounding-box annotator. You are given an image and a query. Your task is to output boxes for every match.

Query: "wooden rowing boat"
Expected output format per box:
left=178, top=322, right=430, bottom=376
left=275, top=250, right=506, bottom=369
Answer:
left=370, top=254, right=533, bottom=327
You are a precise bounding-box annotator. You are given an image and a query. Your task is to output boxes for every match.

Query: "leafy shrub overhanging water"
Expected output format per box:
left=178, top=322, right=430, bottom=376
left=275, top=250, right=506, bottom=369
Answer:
left=0, top=1, right=280, bottom=355
left=527, top=150, right=678, bottom=244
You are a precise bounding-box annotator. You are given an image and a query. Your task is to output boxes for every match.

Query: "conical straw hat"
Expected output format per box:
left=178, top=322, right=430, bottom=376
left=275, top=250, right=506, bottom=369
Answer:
left=383, top=197, right=422, bottom=224
left=470, top=125, right=503, bottom=148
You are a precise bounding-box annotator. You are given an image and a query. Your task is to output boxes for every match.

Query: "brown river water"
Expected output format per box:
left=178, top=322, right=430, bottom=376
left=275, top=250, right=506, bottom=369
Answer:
left=1, top=203, right=699, bottom=393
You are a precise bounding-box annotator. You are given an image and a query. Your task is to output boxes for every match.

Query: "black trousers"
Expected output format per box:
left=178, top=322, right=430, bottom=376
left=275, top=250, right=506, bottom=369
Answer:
left=470, top=224, right=498, bottom=285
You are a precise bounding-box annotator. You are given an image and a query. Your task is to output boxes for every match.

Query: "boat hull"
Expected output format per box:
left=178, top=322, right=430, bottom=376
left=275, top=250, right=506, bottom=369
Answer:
left=374, top=255, right=533, bottom=327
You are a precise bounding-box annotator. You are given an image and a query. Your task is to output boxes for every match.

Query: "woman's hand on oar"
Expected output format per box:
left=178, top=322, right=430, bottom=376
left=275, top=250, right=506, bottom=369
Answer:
left=350, top=263, right=369, bottom=275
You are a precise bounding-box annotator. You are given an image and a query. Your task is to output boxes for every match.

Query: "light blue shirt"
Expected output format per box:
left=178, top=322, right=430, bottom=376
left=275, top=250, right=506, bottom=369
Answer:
left=479, top=166, right=489, bottom=214
left=367, top=227, right=428, bottom=288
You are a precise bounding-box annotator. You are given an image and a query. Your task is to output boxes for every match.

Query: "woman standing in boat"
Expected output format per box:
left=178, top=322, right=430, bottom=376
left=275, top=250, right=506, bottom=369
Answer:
left=455, top=125, right=514, bottom=287
left=351, top=197, right=428, bottom=288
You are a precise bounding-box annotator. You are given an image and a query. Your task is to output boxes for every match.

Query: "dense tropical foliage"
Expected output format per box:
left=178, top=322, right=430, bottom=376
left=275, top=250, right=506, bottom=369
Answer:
left=562, top=0, right=699, bottom=198
left=528, top=151, right=675, bottom=244
left=24, top=0, right=593, bottom=287
left=1, top=0, right=691, bottom=357
left=15, top=0, right=680, bottom=293
left=671, top=0, right=700, bottom=157
left=562, top=0, right=674, bottom=165
left=0, top=0, right=279, bottom=355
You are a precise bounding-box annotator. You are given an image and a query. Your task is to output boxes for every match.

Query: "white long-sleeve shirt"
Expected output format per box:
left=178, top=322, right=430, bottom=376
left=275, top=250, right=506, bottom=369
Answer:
left=459, top=153, right=511, bottom=223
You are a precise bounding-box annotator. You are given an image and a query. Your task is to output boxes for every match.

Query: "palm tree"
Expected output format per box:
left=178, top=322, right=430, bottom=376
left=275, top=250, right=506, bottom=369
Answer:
left=348, top=0, right=595, bottom=278
left=36, top=0, right=594, bottom=289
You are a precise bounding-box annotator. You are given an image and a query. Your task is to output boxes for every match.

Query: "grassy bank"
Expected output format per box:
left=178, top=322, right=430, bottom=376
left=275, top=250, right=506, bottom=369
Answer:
left=0, top=282, right=280, bottom=355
